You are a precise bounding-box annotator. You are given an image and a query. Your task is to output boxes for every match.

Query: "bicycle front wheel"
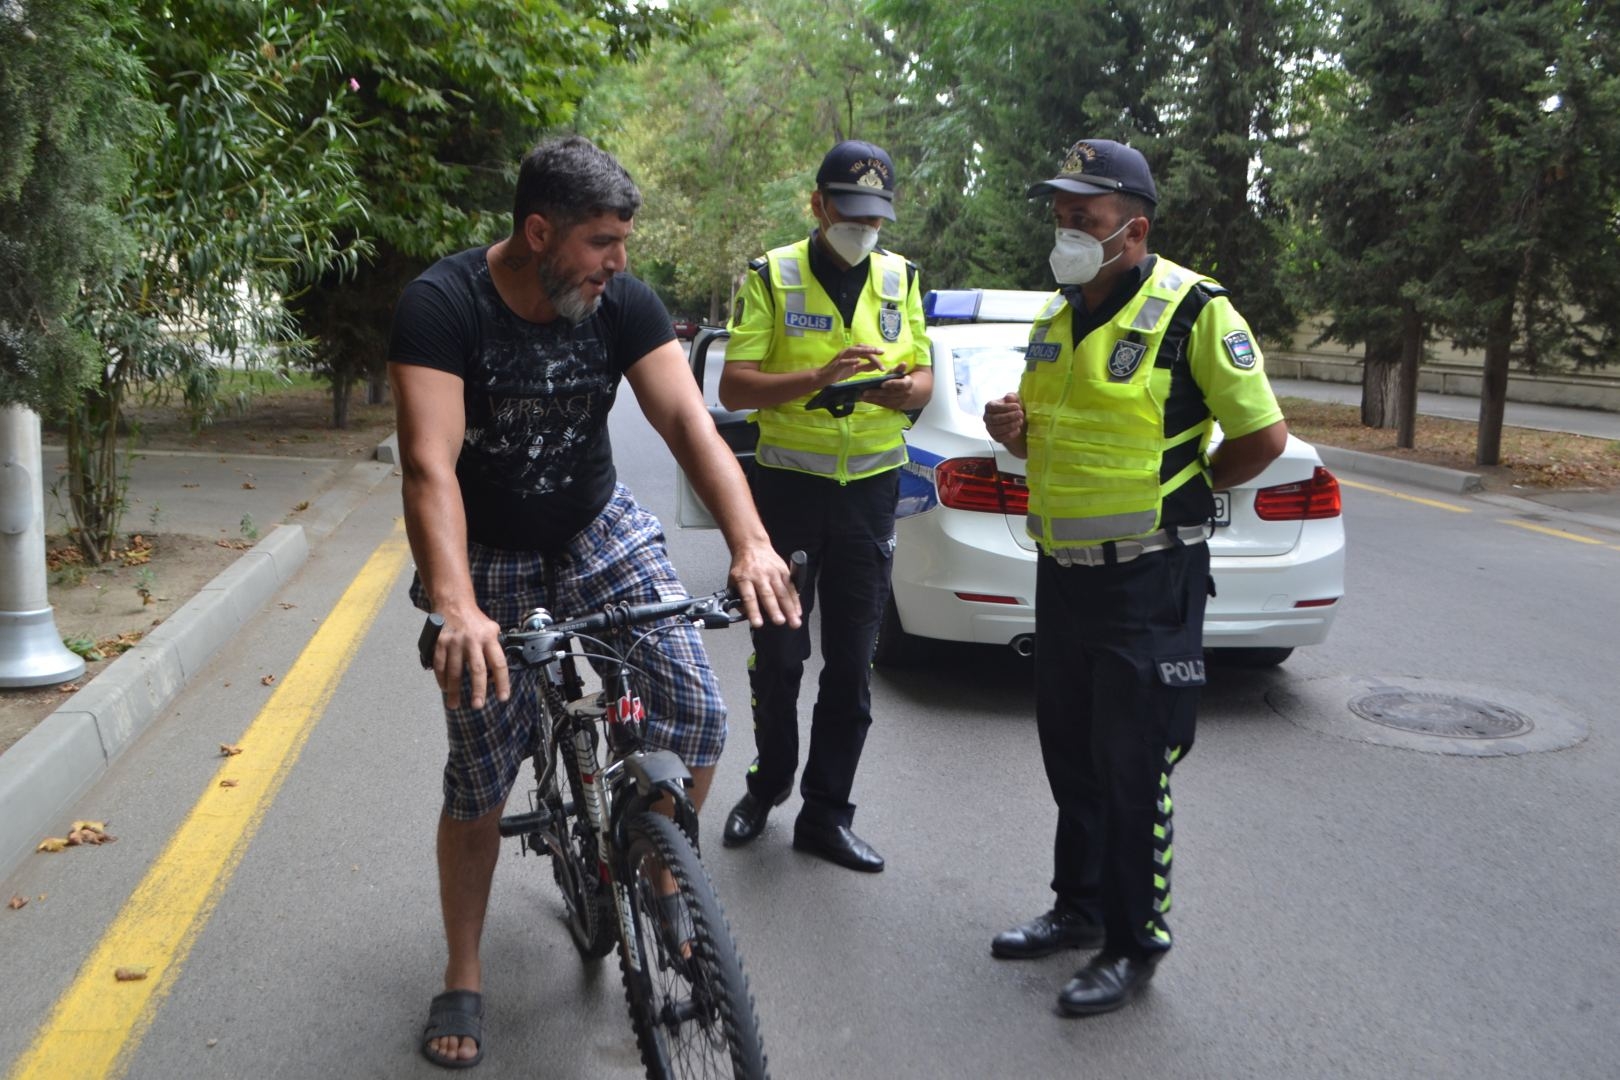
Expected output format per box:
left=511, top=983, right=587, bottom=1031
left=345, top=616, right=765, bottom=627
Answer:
left=619, top=811, right=768, bottom=1080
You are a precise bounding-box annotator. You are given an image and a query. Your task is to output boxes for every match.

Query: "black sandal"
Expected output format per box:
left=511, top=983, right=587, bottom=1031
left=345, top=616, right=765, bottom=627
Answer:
left=421, top=989, right=484, bottom=1070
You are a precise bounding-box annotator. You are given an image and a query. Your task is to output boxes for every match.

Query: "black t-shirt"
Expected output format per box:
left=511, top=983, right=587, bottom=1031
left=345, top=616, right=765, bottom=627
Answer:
left=388, top=246, right=675, bottom=551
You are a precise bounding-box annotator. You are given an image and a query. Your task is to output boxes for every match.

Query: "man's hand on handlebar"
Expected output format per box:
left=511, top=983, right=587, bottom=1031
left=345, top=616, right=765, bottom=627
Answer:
left=432, top=603, right=511, bottom=711
left=727, top=542, right=802, bottom=630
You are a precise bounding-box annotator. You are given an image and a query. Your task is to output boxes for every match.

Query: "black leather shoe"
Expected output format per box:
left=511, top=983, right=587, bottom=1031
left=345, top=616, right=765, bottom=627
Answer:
left=1057, top=954, right=1159, bottom=1017
left=991, top=908, right=1104, bottom=959
left=791, top=820, right=885, bottom=872
left=722, top=789, right=787, bottom=847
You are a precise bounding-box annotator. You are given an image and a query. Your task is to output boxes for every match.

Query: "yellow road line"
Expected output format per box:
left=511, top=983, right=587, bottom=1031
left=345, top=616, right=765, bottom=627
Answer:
left=8, top=523, right=410, bottom=1080
left=1338, top=477, right=1472, bottom=513
left=1501, top=519, right=1605, bottom=546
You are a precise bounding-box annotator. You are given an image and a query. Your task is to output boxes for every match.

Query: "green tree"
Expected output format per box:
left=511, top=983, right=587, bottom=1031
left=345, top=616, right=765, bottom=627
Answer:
left=585, top=0, right=899, bottom=322
left=1144, top=0, right=1324, bottom=342
left=1, top=0, right=151, bottom=416
left=62, top=2, right=367, bottom=562
left=293, top=0, right=693, bottom=426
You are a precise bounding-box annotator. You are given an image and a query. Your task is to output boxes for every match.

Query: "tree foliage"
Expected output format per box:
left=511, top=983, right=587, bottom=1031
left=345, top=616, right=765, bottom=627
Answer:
left=61, top=2, right=368, bottom=562
left=0, top=0, right=152, bottom=416
left=293, top=0, right=695, bottom=425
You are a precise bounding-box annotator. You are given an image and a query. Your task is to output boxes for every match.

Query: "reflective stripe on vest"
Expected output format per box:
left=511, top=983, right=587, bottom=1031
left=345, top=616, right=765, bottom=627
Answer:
left=752, top=238, right=914, bottom=481
left=1022, top=258, right=1212, bottom=549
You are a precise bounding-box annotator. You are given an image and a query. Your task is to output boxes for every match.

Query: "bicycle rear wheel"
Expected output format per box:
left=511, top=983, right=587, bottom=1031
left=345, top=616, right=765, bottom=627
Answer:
left=620, top=811, right=768, bottom=1080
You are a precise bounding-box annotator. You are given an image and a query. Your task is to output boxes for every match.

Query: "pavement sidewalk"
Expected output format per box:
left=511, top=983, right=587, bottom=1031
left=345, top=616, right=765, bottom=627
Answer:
left=0, top=436, right=401, bottom=877
left=3, top=376, right=1617, bottom=880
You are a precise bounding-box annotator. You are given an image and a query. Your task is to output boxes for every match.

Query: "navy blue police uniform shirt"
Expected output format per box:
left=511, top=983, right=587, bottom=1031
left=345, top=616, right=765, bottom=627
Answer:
left=388, top=246, right=676, bottom=552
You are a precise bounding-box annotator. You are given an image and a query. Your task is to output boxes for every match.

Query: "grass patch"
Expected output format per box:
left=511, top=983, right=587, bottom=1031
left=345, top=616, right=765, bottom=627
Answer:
left=1279, top=397, right=1620, bottom=492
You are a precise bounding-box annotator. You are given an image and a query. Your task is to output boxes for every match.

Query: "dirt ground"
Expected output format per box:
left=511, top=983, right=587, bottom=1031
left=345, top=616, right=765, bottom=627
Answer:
left=0, top=386, right=395, bottom=755
left=2, top=385, right=1616, bottom=755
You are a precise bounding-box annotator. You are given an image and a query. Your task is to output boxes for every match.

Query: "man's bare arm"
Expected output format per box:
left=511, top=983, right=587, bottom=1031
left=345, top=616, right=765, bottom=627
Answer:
left=390, top=362, right=509, bottom=710
left=626, top=343, right=801, bottom=629
left=1209, top=419, right=1288, bottom=490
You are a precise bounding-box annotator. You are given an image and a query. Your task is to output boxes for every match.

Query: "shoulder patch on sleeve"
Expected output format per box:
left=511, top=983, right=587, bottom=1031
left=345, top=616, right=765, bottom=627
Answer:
left=1193, top=281, right=1229, bottom=299
left=1223, top=330, right=1257, bottom=369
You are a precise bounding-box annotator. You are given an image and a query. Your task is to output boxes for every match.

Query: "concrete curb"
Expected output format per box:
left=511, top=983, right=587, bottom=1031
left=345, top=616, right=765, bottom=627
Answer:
left=1316, top=445, right=1485, bottom=495
left=0, top=441, right=398, bottom=880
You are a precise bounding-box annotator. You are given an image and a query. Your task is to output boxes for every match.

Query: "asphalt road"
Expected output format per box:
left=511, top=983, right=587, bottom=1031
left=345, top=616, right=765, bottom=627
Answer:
left=2, top=394, right=1617, bottom=1079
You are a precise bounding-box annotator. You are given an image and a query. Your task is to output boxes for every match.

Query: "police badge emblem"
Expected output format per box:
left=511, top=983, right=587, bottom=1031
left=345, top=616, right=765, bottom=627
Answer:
left=1224, top=330, right=1256, bottom=369
left=1107, top=339, right=1147, bottom=381
left=879, top=301, right=902, bottom=342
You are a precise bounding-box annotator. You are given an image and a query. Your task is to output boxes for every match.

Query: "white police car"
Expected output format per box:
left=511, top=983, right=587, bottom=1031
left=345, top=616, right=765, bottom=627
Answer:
left=677, top=290, right=1344, bottom=667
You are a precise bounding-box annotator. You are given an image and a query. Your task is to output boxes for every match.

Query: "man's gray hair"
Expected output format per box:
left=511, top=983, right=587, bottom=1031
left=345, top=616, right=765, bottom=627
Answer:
left=513, top=135, right=642, bottom=234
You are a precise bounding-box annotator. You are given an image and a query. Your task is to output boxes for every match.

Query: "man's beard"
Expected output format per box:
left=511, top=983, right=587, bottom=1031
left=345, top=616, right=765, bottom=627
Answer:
left=538, top=251, right=604, bottom=324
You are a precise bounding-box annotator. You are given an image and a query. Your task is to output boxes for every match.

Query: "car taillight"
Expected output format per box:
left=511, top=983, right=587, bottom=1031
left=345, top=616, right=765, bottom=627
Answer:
left=1253, top=466, right=1341, bottom=520
left=935, top=457, right=1029, bottom=515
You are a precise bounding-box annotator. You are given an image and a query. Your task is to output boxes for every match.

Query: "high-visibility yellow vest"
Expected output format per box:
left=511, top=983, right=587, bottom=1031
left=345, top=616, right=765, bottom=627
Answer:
left=752, top=239, right=914, bottom=481
left=1021, top=257, right=1214, bottom=549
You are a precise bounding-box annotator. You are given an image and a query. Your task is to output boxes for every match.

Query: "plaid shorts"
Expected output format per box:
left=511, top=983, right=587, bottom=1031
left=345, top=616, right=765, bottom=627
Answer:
left=411, top=484, right=727, bottom=820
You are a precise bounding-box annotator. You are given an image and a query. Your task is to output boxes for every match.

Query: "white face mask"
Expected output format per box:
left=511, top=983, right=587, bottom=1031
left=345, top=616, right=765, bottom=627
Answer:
left=1049, top=219, right=1131, bottom=285
left=822, top=219, right=881, bottom=266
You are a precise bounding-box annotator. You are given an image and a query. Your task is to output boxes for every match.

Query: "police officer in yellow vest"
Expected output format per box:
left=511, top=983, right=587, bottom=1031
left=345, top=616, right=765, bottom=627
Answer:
left=984, top=139, right=1287, bottom=1014
left=718, top=140, right=932, bottom=872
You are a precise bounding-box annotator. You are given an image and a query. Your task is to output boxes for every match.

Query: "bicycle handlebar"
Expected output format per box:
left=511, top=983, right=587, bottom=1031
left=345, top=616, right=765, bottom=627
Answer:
left=416, top=549, right=809, bottom=672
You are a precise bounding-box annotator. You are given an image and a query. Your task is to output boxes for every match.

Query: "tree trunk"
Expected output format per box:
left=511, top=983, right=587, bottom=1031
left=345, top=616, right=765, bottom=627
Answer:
left=64, top=375, right=129, bottom=566
left=365, top=366, right=388, bottom=407
left=709, top=284, right=723, bottom=326
left=331, top=372, right=351, bottom=430
left=1360, top=336, right=1400, bottom=429
left=1477, top=306, right=1513, bottom=466
left=1396, top=306, right=1423, bottom=449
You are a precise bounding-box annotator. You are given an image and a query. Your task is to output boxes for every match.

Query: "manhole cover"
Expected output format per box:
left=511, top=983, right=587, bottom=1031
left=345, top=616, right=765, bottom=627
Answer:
left=1348, top=691, right=1533, bottom=739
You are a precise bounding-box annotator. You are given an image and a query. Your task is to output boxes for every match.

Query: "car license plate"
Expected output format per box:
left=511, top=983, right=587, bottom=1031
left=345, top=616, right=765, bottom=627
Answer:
left=1212, top=491, right=1231, bottom=528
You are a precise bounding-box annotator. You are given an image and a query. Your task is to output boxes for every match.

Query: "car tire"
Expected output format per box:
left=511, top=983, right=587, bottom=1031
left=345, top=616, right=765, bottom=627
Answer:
left=873, top=592, right=930, bottom=668
left=1208, top=646, right=1294, bottom=668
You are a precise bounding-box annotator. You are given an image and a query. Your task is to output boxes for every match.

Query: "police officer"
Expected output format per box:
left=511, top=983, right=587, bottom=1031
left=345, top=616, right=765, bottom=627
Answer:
left=718, top=140, right=932, bottom=873
left=983, top=139, right=1287, bottom=1014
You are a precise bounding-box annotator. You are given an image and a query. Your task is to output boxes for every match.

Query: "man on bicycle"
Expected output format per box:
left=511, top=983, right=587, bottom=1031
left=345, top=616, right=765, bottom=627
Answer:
left=389, top=134, right=801, bottom=1070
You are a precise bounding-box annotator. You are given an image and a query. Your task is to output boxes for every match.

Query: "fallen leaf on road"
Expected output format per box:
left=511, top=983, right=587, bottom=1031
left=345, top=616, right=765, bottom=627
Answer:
left=278, top=602, right=297, bottom=610
left=58, top=683, right=80, bottom=693
left=8, top=895, right=25, bottom=910
left=219, top=743, right=243, bottom=756
left=72, top=820, right=107, bottom=832
left=260, top=674, right=276, bottom=686
left=182, top=482, right=200, bottom=488
left=293, top=500, right=309, bottom=511
left=36, top=838, right=67, bottom=853
left=219, top=779, right=239, bottom=788
left=241, top=481, right=256, bottom=490
left=215, top=538, right=251, bottom=550
left=114, top=967, right=149, bottom=982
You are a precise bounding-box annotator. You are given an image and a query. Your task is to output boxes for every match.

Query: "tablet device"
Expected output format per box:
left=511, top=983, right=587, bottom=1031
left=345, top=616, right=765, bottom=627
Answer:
left=803, top=371, right=904, bottom=417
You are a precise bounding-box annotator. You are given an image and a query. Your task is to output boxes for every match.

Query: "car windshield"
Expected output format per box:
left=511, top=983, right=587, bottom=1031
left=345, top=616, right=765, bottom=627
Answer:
left=953, top=344, right=1029, bottom=419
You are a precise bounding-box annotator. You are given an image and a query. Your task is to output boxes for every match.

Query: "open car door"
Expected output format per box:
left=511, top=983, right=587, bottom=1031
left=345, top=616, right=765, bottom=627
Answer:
left=676, top=327, right=759, bottom=529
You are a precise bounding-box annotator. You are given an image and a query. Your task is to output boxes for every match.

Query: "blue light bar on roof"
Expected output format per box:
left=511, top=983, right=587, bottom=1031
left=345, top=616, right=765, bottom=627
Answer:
left=923, top=289, right=982, bottom=323
left=924, top=288, right=1052, bottom=325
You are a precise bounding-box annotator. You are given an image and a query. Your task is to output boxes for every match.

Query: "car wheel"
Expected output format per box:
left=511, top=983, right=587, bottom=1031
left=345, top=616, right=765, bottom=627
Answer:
left=1208, top=646, right=1294, bottom=668
left=873, top=592, right=929, bottom=667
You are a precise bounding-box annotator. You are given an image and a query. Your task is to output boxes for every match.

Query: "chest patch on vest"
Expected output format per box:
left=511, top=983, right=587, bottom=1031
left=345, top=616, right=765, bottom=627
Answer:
left=785, top=311, right=834, bottom=333
left=880, top=301, right=902, bottom=342
left=1223, top=330, right=1256, bottom=369
left=1025, top=342, right=1062, bottom=363
left=1107, top=340, right=1148, bottom=381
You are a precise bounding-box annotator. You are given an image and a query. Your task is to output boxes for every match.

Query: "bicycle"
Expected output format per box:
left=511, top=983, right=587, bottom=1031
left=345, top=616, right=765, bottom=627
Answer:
left=417, top=583, right=775, bottom=1080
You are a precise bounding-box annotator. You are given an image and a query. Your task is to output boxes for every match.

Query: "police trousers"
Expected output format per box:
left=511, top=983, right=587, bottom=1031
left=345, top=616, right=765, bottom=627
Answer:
left=744, top=466, right=897, bottom=827
left=1034, top=539, right=1210, bottom=960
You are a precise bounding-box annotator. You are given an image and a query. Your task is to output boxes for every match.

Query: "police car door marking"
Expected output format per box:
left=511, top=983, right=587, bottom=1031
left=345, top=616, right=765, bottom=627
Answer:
left=1223, top=330, right=1256, bottom=369
left=1108, top=340, right=1147, bottom=381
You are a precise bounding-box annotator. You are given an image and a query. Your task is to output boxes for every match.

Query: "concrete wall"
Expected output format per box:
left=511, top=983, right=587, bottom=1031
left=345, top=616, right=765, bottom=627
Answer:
left=1270, top=324, right=1620, bottom=413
